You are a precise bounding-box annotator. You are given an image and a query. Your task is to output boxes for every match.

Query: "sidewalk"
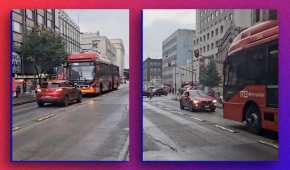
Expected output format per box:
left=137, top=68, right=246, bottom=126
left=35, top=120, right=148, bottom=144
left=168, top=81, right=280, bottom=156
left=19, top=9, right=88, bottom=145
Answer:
left=13, top=94, right=36, bottom=106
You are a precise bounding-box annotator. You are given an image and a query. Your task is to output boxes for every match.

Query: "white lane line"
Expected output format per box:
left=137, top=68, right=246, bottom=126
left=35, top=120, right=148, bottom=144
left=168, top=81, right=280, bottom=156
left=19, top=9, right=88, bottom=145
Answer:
left=12, top=126, right=21, bottom=132
left=117, top=135, right=129, bottom=161
left=215, top=124, right=237, bottom=133
left=258, top=140, right=278, bottom=149
left=34, top=113, right=56, bottom=122
left=191, top=117, right=205, bottom=122
left=143, top=116, right=178, bottom=152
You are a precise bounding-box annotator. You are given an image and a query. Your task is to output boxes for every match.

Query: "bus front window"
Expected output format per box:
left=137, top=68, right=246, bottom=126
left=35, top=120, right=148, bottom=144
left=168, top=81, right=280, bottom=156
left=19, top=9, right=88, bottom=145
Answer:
left=69, top=62, right=96, bottom=81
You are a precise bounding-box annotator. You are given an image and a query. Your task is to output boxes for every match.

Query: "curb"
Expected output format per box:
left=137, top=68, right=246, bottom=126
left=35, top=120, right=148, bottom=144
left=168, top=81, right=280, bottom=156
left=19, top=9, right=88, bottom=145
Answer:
left=13, top=99, right=36, bottom=106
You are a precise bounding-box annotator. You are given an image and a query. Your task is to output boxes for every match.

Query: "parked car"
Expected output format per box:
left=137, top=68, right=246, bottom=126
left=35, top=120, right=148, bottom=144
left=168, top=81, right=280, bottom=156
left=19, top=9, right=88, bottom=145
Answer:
left=143, top=87, right=153, bottom=97
left=153, top=88, right=168, bottom=96
left=36, top=80, right=82, bottom=107
left=179, top=90, right=217, bottom=112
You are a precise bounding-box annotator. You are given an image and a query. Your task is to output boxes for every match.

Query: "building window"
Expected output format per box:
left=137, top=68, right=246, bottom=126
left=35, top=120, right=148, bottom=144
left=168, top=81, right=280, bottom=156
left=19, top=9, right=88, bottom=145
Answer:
left=220, top=25, right=224, bottom=33
left=269, top=10, right=277, bottom=20
left=37, top=15, right=44, bottom=25
left=211, top=43, right=214, bottom=49
left=215, top=28, right=218, bottom=35
left=13, top=21, right=22, bottom=33
left=215, top=10, right=219, bottom=17
left=26, top=9, right=33, bottom=19
left=207, top=44, right=210, bottom=51
left=255, top=9, right=260, bottom=22
left=203, top=46, right=206, bottom=52
left=207, top=33, right=209, bottom=40
left=211, top=30, right=214, bottom=37
left=47, top=20, right=52, bottom=28
left=203, top=35, right=206, bottom=41
left=229, top=14, right=233, bottom=21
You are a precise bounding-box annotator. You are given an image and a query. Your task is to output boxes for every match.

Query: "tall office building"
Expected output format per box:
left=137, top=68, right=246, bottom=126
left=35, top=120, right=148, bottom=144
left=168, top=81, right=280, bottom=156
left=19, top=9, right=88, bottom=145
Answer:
left=193, top=9, right=252, bottom=93
left=12, top=9, right=80, bottom=76
left=162, top=29, right=194, bottom=91
left=80, top=32, right=116, bottom=64
left=110, top=39, right=125, bottom=77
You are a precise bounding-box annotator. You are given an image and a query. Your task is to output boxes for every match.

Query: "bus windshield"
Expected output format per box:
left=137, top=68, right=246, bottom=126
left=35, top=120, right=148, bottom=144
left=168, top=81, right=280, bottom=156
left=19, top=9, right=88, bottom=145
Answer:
left=69, top=62, right=96, bottom=81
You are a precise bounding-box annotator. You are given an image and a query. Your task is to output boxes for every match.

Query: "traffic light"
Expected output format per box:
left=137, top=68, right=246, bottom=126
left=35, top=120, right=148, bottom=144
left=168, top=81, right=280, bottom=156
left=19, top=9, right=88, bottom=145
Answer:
left=194, top=49, right=199, bottom=58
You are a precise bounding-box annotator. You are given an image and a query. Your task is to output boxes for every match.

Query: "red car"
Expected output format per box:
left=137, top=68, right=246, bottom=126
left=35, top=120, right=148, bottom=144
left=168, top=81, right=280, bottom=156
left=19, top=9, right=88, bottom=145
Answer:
left=180, top=90, right=217, bottom=112
left=36, top=80, right=82, bottom=107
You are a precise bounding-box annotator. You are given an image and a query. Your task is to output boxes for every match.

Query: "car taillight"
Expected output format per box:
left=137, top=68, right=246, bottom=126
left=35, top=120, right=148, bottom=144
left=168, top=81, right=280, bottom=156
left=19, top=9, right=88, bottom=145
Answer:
left=55, top=88, right=63, bottom=92
left=36, top=88, right=42, bottom=93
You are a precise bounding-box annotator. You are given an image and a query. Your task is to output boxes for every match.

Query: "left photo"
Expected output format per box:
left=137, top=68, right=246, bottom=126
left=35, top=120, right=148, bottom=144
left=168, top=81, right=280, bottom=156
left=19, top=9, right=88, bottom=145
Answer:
left=11, top=9, right=129, bottom=161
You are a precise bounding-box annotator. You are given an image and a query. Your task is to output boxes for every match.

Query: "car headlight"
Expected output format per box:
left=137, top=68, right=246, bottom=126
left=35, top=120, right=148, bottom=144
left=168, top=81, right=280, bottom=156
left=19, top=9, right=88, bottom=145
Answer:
left=193, top=100, right=199, bottom=104
left=212, top=99, right=217, bottom=103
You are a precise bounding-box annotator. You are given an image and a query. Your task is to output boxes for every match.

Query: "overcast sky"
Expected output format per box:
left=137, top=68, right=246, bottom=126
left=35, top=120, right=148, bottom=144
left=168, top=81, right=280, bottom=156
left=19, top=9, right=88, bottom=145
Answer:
left=64, top=9, right=129, bottom=69
left=143, top=9, right=196, bottom=60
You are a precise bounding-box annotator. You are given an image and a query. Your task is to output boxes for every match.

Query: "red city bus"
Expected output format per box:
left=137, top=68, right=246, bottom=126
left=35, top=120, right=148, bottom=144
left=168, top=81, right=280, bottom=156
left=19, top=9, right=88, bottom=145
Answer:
left=67, top=51, right=120, bottom=95
left=223, top=20, right=278, bottom=133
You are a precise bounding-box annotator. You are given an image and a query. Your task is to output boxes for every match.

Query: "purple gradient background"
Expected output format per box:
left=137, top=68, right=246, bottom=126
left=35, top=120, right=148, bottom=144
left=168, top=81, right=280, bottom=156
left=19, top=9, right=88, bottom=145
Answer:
left=0, top=0, right=289, bottom=169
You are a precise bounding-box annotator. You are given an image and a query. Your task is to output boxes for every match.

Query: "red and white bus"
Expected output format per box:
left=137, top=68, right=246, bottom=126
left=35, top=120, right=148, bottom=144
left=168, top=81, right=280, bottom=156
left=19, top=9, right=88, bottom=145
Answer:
left=223, top=20, right=278, bottom=133
left=67, top=51, right=120, bottom=95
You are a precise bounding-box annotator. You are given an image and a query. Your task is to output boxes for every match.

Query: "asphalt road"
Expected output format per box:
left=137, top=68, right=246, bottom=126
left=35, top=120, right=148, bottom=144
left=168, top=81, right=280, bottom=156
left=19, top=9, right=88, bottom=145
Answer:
left=12, top=84, right=129, bottom=161
left=143, top=95, right=278, bottom=161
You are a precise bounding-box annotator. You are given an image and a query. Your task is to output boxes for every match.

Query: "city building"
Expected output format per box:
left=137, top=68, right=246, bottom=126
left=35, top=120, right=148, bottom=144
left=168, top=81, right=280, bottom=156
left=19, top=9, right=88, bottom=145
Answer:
left=251, top=9, right=277, bottom=25
left=58, top=10, right=81, bottom=54
left=80, top=32, right=116, bottom=64
left=193, top=9, right=253, bottom=93
left=110, top=39, right=125, bottom=77
left=143, top=58, right=162, bottom=88
left=12, top=9, right=80, bottom=76
left=12, top=9, right=80, bottom=95
left=162, top=29, right=195, bottom=91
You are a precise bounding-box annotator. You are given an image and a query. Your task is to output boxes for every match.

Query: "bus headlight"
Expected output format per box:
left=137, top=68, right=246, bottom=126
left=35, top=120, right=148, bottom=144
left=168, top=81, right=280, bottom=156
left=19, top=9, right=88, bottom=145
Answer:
left=193, top=100, right=199, bottom=104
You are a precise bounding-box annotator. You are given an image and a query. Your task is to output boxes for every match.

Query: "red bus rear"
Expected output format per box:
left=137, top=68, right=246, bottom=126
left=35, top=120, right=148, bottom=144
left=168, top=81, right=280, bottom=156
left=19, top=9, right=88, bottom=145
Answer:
left=223, top=20, right=278, bottom=133
left=67, top=51, right=120, bottom=95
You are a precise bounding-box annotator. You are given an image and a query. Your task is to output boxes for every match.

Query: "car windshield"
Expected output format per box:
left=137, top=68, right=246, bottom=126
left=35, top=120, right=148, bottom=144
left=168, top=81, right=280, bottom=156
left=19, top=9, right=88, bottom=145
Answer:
left=41, top=83, right=61, bottom=89
left=189, top=90, right=207, bottom=97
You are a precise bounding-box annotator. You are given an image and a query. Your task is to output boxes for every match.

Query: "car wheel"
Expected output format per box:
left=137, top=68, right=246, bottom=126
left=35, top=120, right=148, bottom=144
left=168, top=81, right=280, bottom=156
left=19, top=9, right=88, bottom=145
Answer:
left=180, top=102, right=184, bottom=110
left=62, top=96, right=69, bottom=107
left=77, top=93, right=82, bottom=103
left=245, top=104, right=262, bottom=134
left=37, top=102, right=44, bottom=107
left=190, top=105, right=195, bottom=112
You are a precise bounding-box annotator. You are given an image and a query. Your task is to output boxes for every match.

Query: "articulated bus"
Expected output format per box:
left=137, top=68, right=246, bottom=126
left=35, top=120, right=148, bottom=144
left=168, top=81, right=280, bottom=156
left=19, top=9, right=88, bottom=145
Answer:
left=67, top=51, right=120, bottom=95
left=223, top=20, right=278, bottom=133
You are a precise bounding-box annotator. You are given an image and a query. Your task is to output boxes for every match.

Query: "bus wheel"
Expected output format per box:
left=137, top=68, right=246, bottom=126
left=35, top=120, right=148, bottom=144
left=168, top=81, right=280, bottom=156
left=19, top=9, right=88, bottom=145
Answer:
left=245, top=104, right=262, bottom=134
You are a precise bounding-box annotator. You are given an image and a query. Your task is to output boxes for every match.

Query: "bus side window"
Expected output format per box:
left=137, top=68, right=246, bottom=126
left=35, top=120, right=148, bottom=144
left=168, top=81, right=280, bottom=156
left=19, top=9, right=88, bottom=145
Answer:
left=267, top=43, right=278, bottom=85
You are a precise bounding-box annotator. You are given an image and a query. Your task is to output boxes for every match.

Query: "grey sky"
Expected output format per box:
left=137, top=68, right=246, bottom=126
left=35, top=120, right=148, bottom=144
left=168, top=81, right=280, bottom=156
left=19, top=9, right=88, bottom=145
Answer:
left=143, top=9, right=196, bottom=60
left=64, top=9, right=129, bottom=68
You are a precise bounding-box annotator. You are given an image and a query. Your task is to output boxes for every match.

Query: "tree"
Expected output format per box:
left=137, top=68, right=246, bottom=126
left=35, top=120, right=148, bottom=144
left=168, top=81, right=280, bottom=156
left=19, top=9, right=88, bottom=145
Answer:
left=19, top=26, right=67, bottom=84
left=199, top=60, right=221, bottom=88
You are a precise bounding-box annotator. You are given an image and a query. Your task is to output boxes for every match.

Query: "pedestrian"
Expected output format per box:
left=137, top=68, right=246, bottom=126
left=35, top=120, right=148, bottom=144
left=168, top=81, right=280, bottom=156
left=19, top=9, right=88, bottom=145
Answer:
left=16, top=86, right=21, bottom=98
left=148, top=87, right=153, bottom=100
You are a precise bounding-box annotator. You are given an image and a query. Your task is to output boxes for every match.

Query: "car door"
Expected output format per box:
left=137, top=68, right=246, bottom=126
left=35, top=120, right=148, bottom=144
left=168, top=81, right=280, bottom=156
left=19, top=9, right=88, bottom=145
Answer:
left=184, top=91, right=190, bottom=107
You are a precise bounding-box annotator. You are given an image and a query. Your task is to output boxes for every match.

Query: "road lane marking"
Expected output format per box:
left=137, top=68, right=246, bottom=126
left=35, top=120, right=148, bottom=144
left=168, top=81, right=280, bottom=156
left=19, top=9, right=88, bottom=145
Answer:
left=35, top=113, right=56, bottom=122
left=215, top=125, right=238, bottom=133
left=143, top=116, right=179, bottom=152
left=117, top=135, right=129, bottom=160
left=258, top=140, right=278, bottom=149
left=12, top=126, right=21, bottom=132
left=191, top=117, right=205, bottom=122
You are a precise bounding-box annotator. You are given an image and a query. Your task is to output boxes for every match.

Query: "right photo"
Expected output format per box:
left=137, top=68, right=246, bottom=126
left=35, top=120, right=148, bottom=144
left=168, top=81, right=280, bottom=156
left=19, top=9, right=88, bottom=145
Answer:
left=142, top=9, right=278, bottom=161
